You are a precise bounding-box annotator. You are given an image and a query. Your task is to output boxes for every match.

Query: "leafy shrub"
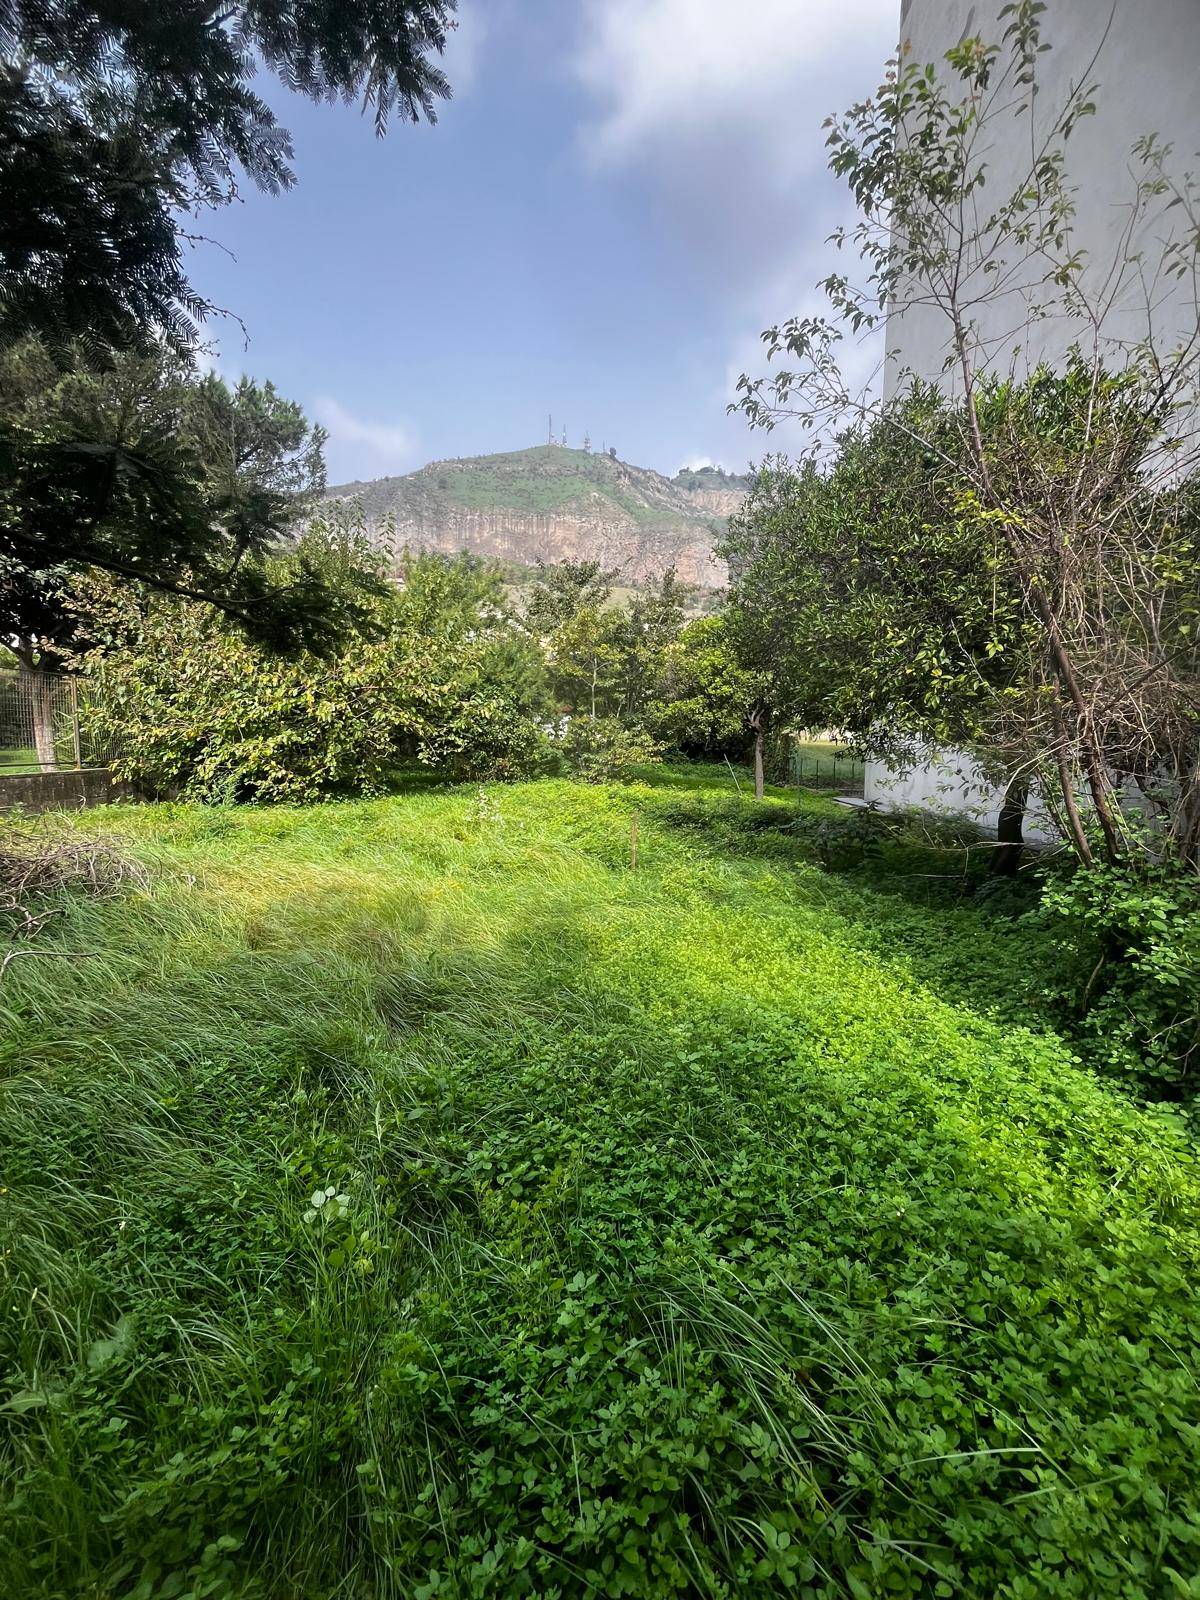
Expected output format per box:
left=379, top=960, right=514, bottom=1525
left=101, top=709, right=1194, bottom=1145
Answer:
left=1035, top=861, right=1200, bottom=1100
left=557, top=716, right=661, bottom=783
left=649, top=615, right=756, bottom=761
left=89, top=535, right=553, bottom=801
left=93, top=600, right=405, bottom=802
left=810, top=805, right=891, bottom=869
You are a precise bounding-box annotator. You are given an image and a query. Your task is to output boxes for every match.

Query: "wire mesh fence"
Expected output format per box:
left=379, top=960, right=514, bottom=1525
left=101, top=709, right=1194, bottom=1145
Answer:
left=0, top=669, right=118, bottom=774
left=790, top=745, right=866, bottom=794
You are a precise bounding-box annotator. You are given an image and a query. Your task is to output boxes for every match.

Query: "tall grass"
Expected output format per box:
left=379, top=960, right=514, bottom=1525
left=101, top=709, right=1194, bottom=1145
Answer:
left=1, top=778, right=1197, bottom=1598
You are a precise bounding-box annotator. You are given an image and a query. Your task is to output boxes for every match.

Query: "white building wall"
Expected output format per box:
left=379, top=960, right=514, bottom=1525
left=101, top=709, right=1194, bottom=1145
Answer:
left=887, top=0, right=1200, bottom=398
left=864, top=747, right=1059, bottom=843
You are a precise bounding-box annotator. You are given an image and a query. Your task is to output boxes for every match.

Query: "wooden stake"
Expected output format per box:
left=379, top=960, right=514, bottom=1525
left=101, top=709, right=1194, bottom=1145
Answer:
left=69, top=677, right=82, bottom=770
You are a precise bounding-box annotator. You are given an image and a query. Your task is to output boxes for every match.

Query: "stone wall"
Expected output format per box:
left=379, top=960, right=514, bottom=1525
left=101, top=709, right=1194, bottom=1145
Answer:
left=0, top=768, right=133, bottom=813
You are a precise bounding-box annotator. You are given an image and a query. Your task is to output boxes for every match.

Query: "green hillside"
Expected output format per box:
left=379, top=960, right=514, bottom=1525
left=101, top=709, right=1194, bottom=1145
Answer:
left=328, top=444, right=747, bottom=530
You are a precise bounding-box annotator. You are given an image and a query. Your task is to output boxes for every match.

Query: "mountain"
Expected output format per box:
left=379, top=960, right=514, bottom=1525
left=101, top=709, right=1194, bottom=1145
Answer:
left=324, top=445, right=751, bottom=589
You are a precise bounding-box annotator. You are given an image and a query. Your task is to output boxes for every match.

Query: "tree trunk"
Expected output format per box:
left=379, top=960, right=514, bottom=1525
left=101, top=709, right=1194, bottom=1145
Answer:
left=751, top=716, right=765, bottom=801
left=1051, top=706, right=1094, bottom=868
left=990, top=775, right=1028, bottom=876
left=21, top=663, right=59, bottom=771
left=1174, top=760, right=1200, bottom=871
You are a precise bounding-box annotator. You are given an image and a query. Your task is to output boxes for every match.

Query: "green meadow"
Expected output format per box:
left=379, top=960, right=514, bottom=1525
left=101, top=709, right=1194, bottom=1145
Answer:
left=2, top=775, right=1197, bottom=1598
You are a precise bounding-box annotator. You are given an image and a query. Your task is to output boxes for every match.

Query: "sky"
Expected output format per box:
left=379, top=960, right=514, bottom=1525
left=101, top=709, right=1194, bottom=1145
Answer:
left=190, top=0, right=899, bottom=485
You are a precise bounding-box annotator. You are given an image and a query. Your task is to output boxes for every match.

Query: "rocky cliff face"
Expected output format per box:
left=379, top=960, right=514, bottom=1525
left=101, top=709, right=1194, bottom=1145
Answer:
left=325, top=445, right=749, bottom=589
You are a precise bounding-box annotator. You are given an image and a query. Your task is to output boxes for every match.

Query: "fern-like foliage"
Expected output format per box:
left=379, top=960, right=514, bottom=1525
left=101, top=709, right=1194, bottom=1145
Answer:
left=0, top=0, right=455, bottom=348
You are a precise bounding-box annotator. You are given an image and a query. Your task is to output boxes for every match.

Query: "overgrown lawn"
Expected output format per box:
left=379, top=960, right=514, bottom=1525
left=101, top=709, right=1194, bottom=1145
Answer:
left=2, top=777, right=1197, bottom=1598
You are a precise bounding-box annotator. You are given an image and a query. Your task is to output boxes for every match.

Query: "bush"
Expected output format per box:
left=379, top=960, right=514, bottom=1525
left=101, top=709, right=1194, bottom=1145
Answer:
left=1035, top=861, right=1200, bottom=1102
left=89, top=542, right=553, bottom=801
left=93, top=601, right=405, bottom=802
left=648, top=615, right=756, bottom=761
left=557, top=716, right=661, bottom=783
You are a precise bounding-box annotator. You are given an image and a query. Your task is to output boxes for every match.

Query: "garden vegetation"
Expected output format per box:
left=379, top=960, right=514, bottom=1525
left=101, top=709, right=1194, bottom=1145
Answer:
left=3, top=4, right=1200, bottom=1594
left=2, top=776, right=1198, bottom=1597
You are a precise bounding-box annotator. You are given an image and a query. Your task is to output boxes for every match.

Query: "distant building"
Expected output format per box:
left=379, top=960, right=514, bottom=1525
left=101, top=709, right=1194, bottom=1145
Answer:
left=866, top=0, right=1200, bottom=834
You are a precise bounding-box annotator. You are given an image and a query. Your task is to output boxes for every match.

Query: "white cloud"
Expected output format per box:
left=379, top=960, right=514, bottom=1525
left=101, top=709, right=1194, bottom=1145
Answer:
left=314, top=397, right=419, bottom=481
left=575, top=0, right=896, bottom=171
left=721, top=220, right=886, bottom=451
left=572, top=0, right=896, bottom=468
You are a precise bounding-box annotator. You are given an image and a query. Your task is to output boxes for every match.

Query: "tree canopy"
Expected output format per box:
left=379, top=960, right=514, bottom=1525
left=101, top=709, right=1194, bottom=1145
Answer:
left=0, top=0, right=456, bottom=349
left=88, top=525, right=553, bottom=800
left=0, top=341, right=375, bottom=664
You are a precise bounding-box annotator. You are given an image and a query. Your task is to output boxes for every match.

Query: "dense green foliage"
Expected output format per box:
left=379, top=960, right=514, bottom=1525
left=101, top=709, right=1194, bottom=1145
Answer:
left=89, top=535, right=551, bottom=801
left=722, top=407, right=1031, bottom=769
left=2, top=776, right=1198, bottom=1597
left=721, top=382, right=1200, bottom=1094
left=1, top=341, right=371, bottom=664
left=669, top=465, right=752, bottom=494
left=733, top=5, right=1200, bottom=878
left=0, top=0, right=455, bottom=349
left=1035, top=865, right=1200, bottom=1100
left=556, top=715, right=661, bottom=782
left=650, top=615, right=759, bottom=760
left=525, top=562, right=690, bottom=729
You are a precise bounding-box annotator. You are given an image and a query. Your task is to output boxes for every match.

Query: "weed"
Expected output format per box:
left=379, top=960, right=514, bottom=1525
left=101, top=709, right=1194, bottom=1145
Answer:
left=1, top=777, right=1196, bottom=1597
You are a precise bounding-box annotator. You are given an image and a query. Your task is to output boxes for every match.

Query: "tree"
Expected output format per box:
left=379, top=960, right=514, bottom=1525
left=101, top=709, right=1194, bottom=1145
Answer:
left=649, top=615, right=761, bottom=762
left=188, top=372, right=327, bottom=514
left=523, top=560, right=618, bottom=638
left=523, top=560, right=621, bottom=720
left=525, top=562, right=692, bottom=735
left=721, top=470, right=844, bottom=801
left=88, top=530, right=552, bottom=800
left=733, top=3, right=1200, bottom=866
left=723, top=409, right=1041, bottom=847
left=0, top=0, right=456, bottom=350
left=609, top=569, right=689, bottom=724
left=0, top=342, right=372, bottom=765
left=549, top=604, right=623, bottom=722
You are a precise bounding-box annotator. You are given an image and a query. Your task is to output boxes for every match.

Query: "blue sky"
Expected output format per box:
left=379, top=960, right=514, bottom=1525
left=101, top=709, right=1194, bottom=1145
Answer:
left=191, top=0, right=898, bottom=484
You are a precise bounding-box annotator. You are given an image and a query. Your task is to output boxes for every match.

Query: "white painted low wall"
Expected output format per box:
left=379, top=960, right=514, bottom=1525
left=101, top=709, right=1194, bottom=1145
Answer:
left=864, top=748, right=1060, bottom=845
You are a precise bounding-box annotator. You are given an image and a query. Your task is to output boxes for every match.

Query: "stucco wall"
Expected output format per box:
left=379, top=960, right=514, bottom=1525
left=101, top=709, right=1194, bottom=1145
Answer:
left=864, top=750, right=1059, bottom=843
left=886, top=0, right=1200, bottom=397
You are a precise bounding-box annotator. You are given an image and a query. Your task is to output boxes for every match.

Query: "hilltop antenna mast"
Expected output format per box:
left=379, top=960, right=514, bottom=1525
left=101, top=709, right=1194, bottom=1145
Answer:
left=548, top=413, right=553, bottom=446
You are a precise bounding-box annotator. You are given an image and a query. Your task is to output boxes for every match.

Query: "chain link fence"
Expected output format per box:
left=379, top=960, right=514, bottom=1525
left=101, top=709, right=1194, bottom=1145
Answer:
left=0, top=669, right=117, bottom=774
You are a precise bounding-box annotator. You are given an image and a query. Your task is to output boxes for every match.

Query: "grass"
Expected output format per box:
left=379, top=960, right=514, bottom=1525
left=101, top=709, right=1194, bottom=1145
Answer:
left=1, top=774, right=1198, bottom=1598
left=0, top=746, right=40, bottom=775
left=788, top=741, right=865, bottom=790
